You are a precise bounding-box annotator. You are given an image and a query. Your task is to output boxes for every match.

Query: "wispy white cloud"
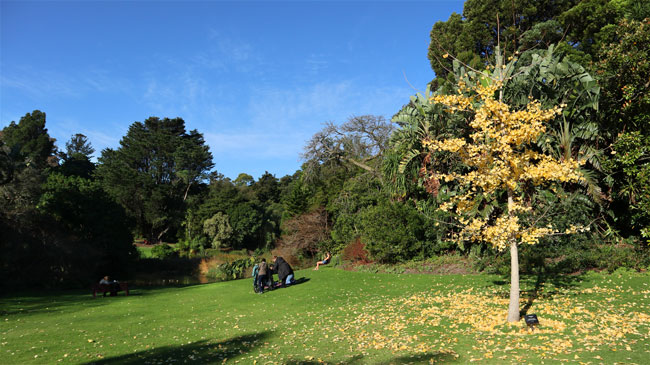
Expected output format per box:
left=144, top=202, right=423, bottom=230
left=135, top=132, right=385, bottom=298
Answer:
left=140, top=70, right=226, bottom=124
left=1, top=65, right=132, bottom=157
left=219, top=38, right=253, bottom=63
left=305, top=53, right=329, bottom=75
left=204, top=130, right=307, bottom=159
left=139, top=31, right=263, bottom=124
left=83, top=69, right=133, bottom=94
left=199, top=78, right=414, bottom=179
left=44, top=115, right=125, bottom=158
left=199, top=29, right=262, bottom=74
left=192, top=53, right=227, bottom=72
left=83, top=129, right=123, bottom=153
left=200, top=81, right=372, bottom=173
left=246, top=79, right=412, bottom=133
left=196, top=79, right=413, bottom=177
left=1, top=68, right=82, bottom=99
left=247, top=80, right=354, bottom=130
left=1, top=66, right=133, bottom=101
left=204, top=129, right=308, bottom=179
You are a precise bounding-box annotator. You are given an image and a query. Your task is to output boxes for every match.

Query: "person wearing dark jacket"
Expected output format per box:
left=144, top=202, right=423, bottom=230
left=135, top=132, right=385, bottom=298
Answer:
left=272, top=256, right=294, bottom=286
left=99, top=276, right=120, bottom=296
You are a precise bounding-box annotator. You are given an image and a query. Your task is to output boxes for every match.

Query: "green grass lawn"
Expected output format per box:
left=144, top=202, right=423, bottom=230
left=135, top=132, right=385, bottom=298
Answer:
left=136, top=245, right=153, bottom=258
left=1, top=269, right=649, bottom=364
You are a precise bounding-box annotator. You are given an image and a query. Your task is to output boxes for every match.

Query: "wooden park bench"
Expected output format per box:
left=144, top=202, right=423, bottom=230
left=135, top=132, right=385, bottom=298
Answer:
left=92, top=282, right=129, bottom=297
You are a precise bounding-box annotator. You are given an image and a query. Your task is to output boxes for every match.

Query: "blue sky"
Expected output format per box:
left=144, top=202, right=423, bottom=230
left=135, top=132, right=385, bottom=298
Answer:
left=1, top=0, right=463, bottom=180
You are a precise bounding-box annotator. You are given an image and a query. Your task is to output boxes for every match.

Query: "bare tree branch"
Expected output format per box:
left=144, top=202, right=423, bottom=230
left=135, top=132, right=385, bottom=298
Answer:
left=301, top=115, right=394, bottom=176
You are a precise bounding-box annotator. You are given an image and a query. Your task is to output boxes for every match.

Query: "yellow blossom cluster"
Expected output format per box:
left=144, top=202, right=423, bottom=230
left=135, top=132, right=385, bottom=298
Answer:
left=481, top=215, right=521, bottom=251
left=521, top=156, right=584, bottom=183
left=431, top=93, right=473, bottom=112
left=422, top=137, right=466, bottom=153
left=519, top=226, right=556, bottom=245
left=425, top=78, right=584, bottom=250
left=564, top=224, right=590, bottom=234
left=451, top=203, right=558, bottom=250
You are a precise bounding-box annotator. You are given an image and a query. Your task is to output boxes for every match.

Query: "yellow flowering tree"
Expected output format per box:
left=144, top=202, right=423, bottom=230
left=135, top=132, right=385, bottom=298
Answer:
left=424, top=53, right=585, bottom=322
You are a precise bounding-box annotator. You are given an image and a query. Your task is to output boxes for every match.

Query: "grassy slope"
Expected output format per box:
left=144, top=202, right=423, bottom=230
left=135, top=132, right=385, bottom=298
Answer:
left=1, top=269, right=649, bottom=364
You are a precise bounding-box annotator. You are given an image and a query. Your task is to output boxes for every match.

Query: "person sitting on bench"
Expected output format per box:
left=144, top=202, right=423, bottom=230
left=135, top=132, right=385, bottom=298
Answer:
left=99, top=276, right=120, bottom=296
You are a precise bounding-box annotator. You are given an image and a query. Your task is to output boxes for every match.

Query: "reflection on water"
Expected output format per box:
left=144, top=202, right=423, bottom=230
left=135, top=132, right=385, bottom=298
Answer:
left=130, top=274, right=216, bottom=286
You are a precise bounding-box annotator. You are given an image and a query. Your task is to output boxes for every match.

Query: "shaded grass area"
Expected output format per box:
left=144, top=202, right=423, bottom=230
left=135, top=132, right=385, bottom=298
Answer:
left=91, top=334, right=273, bottom=364
left=1, top=269, right=649, bottom=364
left=136, top=246, right=153, bottom=259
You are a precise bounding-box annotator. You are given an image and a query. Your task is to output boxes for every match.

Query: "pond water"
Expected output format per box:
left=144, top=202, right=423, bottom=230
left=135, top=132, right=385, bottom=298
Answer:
left=128, top=273, right=217, bottom=286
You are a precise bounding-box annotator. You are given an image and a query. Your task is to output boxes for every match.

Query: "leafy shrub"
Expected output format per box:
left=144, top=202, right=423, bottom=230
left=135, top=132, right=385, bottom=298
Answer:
left=602, top=131, right=650, bottom=240
left=229, top=248, right=250, bottom=256
left=358, top=200, right=429, bottom=263
left=202, top=249, right=250, bottom=264
left=203, top=248, right=221, bottom=257
left=330, top=213, right=360, bottom=253
left=271, top=247, right=303, bottom=270
left=559, top=240, right=650, bottom=273
left=477, top=234, right=650, bottom=275
left=328, top=176, right=385, bottom=253
left=203, top=212, right=233, bottom=249
left=342, top=238, right=371, bottom=264
left=151, top=244, right=178, bottom=259
left=206, top=257, right=256, bottom=281
left=176, top=236, right=207, bottom=257
left=330, top=253, right=342, bottom=267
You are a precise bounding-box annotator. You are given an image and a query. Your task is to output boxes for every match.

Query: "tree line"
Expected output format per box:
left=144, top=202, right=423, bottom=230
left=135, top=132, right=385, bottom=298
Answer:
left=1, top=0, right=648, bottom=290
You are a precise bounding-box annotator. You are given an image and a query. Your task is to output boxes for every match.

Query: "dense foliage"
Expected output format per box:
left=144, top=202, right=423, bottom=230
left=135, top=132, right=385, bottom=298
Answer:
left=0, top=112, right=135, bottom=289
left=96, top=117, right=213, bottom=243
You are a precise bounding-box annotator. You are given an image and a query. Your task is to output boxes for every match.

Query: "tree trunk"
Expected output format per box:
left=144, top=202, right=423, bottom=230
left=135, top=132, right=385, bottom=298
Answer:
left=507, top=240, right=520, bottom=322
left=507, top=188, right=520, bottom=322
left=156, top=226, right=170, bottom=244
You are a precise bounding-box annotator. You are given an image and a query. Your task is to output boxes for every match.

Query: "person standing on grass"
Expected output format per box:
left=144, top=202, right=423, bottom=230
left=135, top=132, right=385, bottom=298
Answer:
left=314, top=252, right=331, bottom=270
left=257, top=258, right=268, bottom=293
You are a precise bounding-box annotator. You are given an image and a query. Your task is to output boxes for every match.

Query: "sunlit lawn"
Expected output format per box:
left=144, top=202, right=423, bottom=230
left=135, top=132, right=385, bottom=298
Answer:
left=1, top=268, right=649, bottom=364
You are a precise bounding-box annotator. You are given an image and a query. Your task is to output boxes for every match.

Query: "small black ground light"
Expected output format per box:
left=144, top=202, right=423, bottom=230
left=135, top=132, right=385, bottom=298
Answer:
left=524, top=314, right=539, bottom=330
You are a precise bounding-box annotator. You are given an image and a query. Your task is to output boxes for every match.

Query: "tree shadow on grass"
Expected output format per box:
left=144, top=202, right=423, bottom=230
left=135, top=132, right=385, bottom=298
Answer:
left=267, top=277, right=311, bottom=290
left=288, top=277, right=310, bottom=287
left=0, top=290, right=117, bottom=316
left=284, top=354, right=365, bottom=364
left=518, top=271, right=584, bottom=317
left=380, top=351, right=458, bottom=364
left=488, top=270, right=585, bottom=317
left=87, top=331, right=273, bottom=364
left=0, top=285, right=175, bottom=316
